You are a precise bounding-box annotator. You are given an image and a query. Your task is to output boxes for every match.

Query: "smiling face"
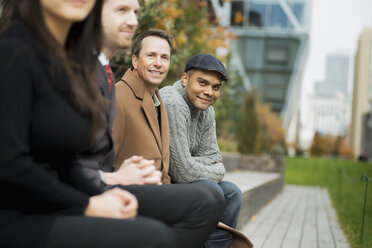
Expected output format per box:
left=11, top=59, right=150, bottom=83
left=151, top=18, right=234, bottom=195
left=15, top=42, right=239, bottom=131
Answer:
left=132, top=36, right=171, bottom=92
left=101, top=0, right=139, bottom=57
left=182, top=69, right=222, bottom=110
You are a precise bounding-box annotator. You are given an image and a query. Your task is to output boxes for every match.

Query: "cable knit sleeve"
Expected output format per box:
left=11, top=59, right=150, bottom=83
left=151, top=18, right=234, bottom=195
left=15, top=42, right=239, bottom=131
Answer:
left=161, top=86, right=225, bottom=183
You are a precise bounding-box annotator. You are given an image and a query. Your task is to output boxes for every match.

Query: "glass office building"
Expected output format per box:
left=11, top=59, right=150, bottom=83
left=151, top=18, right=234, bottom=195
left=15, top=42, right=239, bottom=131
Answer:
left=210, top=0, right=311, bottom=138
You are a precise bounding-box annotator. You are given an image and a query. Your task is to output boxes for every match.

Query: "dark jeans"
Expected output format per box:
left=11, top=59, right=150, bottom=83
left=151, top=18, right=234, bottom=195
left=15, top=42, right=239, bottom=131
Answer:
left=193, top=180, right=242, bottom=248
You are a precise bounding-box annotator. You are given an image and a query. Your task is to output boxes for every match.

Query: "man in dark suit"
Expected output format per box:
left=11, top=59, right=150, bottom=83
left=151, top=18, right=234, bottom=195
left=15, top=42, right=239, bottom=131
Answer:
left=72, top=0, right=163, bottom=189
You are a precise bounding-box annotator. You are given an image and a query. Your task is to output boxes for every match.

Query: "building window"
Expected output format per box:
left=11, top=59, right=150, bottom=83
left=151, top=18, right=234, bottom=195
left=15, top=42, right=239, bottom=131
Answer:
left=265, top=46, right=289, bottom=65
left=231, top=1, right=244, bottom=26
left=270, top=4, right=288, bottom=28
left=248, top=2, right=266, bottom=28
left=290, top=3, right=304, bottom=25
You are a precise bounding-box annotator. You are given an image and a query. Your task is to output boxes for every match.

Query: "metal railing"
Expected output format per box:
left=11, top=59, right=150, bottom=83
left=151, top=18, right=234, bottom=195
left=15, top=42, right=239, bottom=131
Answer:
left=360, top=174, right=371, bottom=243
left=336, top=167, right=371, bottom=243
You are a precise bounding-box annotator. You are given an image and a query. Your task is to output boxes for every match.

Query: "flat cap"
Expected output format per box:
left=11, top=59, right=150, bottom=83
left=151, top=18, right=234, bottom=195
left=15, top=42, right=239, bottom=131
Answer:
left=185, top=53, right=228, bottom=81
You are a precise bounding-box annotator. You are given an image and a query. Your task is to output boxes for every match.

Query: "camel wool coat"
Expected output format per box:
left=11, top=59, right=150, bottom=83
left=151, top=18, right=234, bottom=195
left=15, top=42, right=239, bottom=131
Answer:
left=112, top=69, right=170, bottom=184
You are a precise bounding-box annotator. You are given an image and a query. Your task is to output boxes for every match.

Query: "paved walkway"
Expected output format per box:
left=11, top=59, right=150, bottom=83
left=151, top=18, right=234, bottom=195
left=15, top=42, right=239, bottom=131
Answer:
left=240, top=185, right=350, bottom=248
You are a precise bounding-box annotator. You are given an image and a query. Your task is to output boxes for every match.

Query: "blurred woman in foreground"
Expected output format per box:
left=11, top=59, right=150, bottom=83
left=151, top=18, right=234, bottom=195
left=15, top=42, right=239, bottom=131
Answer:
left=0, top=0, right=174, bottom=247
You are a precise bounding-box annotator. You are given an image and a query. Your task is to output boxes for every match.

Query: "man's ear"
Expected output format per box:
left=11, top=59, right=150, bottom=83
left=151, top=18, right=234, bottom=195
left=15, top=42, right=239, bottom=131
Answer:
left=181, top=72, right=189, bottom=87
left=132, top=55, right=138, bottom=69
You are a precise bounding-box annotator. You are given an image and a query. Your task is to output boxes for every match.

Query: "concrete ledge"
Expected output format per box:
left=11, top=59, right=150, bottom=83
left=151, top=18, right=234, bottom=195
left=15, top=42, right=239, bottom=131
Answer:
left=222, top=153, right=285, bottom=173
left=224, top=171, right=284, bottom=229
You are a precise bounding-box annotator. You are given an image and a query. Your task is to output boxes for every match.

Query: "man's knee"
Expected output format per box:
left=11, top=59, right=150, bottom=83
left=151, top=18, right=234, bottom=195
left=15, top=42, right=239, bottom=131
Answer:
left=198, top=183, right=226, bottom=212
left=193, top=180, right=224, bottom=198
left=186, top=183, right=226, bottom=217
left=219, top=181, right=242, bottom=204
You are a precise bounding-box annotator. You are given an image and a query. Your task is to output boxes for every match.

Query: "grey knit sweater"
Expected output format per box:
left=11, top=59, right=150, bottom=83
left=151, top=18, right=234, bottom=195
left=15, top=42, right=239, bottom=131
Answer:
left=160, top=81, right=225, bottom=183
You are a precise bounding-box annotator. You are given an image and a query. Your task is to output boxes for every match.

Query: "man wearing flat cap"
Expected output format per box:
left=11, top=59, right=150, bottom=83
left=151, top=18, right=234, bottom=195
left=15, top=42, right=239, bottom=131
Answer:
left=160, top=53, right=242, bottom=248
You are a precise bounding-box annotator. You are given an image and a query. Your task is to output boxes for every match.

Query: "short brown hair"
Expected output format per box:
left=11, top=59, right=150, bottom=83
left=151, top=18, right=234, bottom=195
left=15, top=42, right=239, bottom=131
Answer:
left=131, top=30, right=173, bottom=58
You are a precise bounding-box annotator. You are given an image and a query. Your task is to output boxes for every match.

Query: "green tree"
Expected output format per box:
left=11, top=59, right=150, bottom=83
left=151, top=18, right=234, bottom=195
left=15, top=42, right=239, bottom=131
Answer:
left=256, top=100, right=285, bottom=153
left=309, top=132, right=326, bottom=157
left=214, top=67, right=245, bottom=152
left=237, top=89, right=259, bottom=154
left=332, top=135, right=342, bottom=156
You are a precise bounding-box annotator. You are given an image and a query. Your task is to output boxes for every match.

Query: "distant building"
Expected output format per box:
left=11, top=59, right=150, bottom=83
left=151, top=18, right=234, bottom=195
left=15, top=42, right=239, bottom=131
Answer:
left=209, top=0, right=311, bottom=142
left=300, top=53, right=351, bottom=150
left=314, top=55, right=349, bottom=97
left=350, top=28, right=372, bottom=159
left=360, top=113, right=372, bottom=159
left=308, top=93, right=349, bottom=136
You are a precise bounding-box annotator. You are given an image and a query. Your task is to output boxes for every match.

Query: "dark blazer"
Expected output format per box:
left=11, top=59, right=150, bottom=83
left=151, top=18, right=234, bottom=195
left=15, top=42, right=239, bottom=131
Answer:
left=112, top=69, right=171, bottom=184
left=0, top=23, right=99, bottom=246
left=69, top=63, right=116, bottom=192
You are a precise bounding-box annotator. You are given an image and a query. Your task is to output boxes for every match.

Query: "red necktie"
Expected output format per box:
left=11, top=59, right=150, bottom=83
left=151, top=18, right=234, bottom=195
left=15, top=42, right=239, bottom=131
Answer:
left=104, top=64, right=113, bottom=93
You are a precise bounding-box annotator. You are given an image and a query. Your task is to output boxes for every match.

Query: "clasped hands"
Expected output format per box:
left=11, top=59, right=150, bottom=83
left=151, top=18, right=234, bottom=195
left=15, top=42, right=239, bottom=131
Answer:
left=105, top=155, right=162, bottom=186
left=85, top=156, right=161, bottom=219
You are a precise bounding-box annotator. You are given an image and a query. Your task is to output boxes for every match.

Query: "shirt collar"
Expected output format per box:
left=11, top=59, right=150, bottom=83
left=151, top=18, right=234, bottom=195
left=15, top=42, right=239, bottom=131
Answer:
left=98, top=53, right=110, bottom=66
left=153, top=93, right=161, bottom=107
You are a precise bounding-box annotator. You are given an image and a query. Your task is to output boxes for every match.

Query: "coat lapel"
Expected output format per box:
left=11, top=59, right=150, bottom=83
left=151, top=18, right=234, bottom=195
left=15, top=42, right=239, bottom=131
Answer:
left=141, top=92, right=162, bottom=151
left=123, top=69, right=163, bottom=153
left=157, top=90, right=169, bottom=155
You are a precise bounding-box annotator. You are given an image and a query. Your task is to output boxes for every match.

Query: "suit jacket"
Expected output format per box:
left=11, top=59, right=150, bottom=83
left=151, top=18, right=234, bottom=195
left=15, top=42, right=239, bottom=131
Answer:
left=113, top=69, right=170, bottom=184
left=68, top=63, right=116, bottom=193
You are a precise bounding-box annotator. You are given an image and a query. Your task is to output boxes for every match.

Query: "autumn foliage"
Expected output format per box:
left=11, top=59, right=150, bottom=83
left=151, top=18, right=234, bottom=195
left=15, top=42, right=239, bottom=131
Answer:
left=309, top=132, right=327, bottom=156
left=236, top=88, right=285, bottom=154
left=256, top=101, right=285, bottom=153
left=308, top=132, right=354, bottom=159
left=237, top=90, right=259, bottom=154
left=338, top=139, right=354, bottom=159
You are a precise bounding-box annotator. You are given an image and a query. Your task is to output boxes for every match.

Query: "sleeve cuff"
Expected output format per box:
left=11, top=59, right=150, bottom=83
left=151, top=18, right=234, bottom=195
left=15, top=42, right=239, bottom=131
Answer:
left=98, top=170, right=106, bottom=184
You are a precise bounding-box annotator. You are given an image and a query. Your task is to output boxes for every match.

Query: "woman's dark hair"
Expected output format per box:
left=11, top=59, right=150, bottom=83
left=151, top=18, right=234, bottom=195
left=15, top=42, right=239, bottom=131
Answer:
left=131, top=29, right=173, bottom=58
left=0, top=0, right=106, bottom=140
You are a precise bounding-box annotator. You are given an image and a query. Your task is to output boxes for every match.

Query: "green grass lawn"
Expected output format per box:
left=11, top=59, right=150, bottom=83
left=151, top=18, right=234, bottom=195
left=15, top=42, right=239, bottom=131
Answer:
left=285, top=157, right=372, bottom=248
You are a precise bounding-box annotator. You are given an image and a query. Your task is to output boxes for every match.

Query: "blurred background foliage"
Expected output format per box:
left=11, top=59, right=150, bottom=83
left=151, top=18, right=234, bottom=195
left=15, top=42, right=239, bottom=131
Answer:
left=109, top=0, right=286, bottom=155
left=308, top=132, right=354, bottom=159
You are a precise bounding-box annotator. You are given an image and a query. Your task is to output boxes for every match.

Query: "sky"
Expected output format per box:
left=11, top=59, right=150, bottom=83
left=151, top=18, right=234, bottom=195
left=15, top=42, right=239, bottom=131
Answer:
left=301, top=0, right=372, bottom=97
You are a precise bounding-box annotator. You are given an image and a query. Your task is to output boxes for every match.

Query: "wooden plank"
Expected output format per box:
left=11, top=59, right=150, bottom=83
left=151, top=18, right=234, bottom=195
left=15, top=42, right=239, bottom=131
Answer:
left=239, top=185, right=350, bottom=248
left=243, top=187, right=298, bottom=247
left=316, top=188, right=335, bottom=247
left=298, top=187, right=317, bottom=248
left=320, top=189, right=350, bottom=248
left=280, top=186, right=309, bottom=248
left=241, top=186, right=294, bottom=237
left=262, top=186, right=301, bottom=248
